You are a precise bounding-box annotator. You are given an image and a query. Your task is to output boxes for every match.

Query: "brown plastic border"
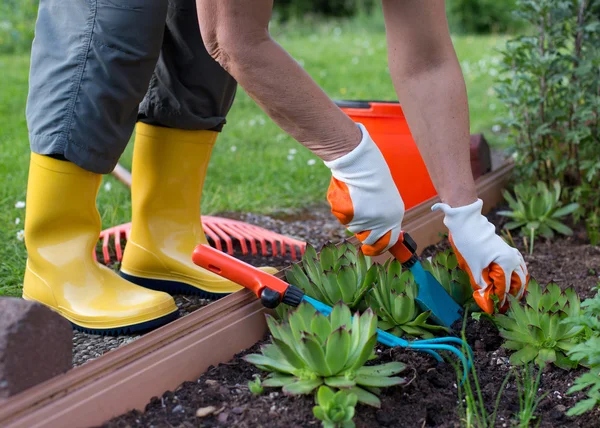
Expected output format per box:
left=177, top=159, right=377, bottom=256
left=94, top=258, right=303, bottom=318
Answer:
left=0, top=161, right=513, bottom=428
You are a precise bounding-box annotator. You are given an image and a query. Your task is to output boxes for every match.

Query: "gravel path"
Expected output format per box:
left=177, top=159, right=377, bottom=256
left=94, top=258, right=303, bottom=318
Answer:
left=73, top=204, right=345, bottom=367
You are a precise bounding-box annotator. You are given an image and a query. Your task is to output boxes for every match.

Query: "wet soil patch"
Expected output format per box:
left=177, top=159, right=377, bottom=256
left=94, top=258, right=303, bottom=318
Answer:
left=103, top=215, right=600, bottom=427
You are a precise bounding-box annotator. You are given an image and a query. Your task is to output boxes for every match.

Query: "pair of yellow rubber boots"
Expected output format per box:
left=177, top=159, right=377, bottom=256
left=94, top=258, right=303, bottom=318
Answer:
left=22, top=123, right=275, bottom=334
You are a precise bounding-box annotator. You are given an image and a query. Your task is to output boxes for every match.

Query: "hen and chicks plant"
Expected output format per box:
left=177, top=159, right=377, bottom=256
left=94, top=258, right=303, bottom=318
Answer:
left=245, top=302, right=406, bottom=408
left=495, top=280, right=584, bottom=369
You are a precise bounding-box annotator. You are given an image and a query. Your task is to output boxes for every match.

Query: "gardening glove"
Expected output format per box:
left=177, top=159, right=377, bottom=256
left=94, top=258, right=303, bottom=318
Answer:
left=325, top=123, right=405, bottom=256
left=432, top=199, right=529, bottom=314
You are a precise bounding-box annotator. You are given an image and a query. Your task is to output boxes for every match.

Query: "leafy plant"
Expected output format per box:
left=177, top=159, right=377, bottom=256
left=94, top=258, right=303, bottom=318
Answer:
left=313, top=386, right=357, bottom=428
left=565, top=290, right=600, bottom=415
left=495, top=0, right=600, bottom=245
left=499, top=181, right=579, bottom=254
left=421, top=249, right=476, bottom=309
left=248, top=375, right=264, bottom=395
left=285, top=242, right=377, bottom=312
left=245, top=302, right=406, bottom=407
left=514, top=364, right=548, bottom=427
left=367, top=259, right=447, bottom=338
left=495, top=280, right=585, bottom=369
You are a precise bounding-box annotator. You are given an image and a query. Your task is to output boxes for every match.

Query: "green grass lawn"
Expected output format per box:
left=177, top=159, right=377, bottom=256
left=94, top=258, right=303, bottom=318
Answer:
left=0, top=17, right=508, bottom=296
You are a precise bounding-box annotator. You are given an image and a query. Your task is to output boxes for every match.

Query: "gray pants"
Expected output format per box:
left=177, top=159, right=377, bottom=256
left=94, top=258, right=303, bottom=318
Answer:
left=26, top=0, right=237, bottom=174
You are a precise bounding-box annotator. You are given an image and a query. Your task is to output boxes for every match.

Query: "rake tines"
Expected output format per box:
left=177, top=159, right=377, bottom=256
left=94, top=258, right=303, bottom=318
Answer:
left=95, top=216, right=306, bottom=266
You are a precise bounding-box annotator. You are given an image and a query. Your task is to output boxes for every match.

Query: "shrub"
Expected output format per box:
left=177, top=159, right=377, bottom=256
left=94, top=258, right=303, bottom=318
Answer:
left=447, top=0, right=523, bottom=34
left=495, top=0, right=600, bottom=244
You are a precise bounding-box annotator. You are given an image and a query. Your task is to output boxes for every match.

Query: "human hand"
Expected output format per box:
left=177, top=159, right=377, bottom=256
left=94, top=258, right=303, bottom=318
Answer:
left=325, top=124, right=405, bottom=256
left=432, top=199, right=529, bottom=314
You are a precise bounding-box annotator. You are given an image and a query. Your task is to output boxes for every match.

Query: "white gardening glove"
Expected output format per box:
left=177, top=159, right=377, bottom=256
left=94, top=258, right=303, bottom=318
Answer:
left=324, top=123, right=405, bottom=256
left=432, top=199, right=529, bottom=314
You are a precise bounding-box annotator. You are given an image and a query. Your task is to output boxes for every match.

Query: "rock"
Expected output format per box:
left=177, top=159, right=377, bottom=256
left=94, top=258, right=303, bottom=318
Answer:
left=231, top=406, right=245, bottom=415
left=217, top=412, right=229, bottom=423
left=0, top=298, right=72, bottom=398
left=172, top=404, right=185, bottom=413
left=196, top=406, right=217, bottom=417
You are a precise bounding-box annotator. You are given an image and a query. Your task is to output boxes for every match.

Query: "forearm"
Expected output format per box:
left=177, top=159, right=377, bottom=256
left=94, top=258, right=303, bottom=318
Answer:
left=383, top=0, right=477, bottom=208
left=197, top=0, right=360, bottom=161
left=392, top=58, right=477, bottom=207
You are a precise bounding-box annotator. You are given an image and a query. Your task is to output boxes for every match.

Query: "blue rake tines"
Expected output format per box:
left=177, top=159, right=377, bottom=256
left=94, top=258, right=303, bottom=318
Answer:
left=303, top=296, right=473, bottom=382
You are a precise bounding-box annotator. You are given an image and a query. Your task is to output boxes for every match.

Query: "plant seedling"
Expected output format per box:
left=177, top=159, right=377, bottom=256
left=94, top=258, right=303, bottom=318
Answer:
left=244, top=302, right=406, bottom=407
left=498, top=181, right=579, bottom=255
left=514, top=364, right=547, bottom=427
left=495, top=280, right=585, bottom=369
left=367, top=259, right=448, bottom=338
left=313, top=386, right=357, bottom=428
left=248, top=374, right=264, bottom=395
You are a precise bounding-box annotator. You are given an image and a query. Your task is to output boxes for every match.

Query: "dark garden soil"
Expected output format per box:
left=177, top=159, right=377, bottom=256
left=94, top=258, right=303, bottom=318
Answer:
left=102, top=209, right=600, bottom=428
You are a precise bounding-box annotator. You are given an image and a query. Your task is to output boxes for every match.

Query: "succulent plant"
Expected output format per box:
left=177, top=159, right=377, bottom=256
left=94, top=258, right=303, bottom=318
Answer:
left=421, top=249, right=475, bottom=309
left=367, top=259, right=447, bottom=338
left=244, top=302, right=406, bottom=407
left=248, top=374, right=264, bottom=395
left=495, top=280, right=585, bottom=369
left=498, top=181, right=579, bottom=254
left=285, top=241, right=377, bottom=311
left=313, top=386, right=357, bottom=428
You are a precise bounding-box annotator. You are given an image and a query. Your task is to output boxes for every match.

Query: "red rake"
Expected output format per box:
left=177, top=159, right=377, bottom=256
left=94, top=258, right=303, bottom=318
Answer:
left=95, top=217, right=306, bottom=265
left=95, top=163, right=306, bottom=265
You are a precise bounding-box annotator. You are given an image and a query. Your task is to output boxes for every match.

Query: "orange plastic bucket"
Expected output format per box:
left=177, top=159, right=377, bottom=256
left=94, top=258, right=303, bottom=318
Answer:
left=337, top=100, right=437, bottom=210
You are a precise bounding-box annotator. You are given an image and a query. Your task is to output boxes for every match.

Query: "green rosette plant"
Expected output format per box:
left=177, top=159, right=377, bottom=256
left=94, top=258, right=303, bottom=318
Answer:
left=313, top=386, right=358, bottom=428
left=367, top=259, right=447, bottom=338
left=565, top=291, right=600, bottom=416
left=421, top=249, right=475, bottom=309
left=495, top=280, right=585, bottom=369
left=244, top=302, right=406, bottom=407
left=498, top=181, right=579, bottom=254
left=285, top=241, right=378, bottom=311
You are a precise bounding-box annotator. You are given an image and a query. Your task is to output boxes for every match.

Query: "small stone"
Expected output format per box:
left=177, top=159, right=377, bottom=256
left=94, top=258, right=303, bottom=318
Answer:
left=555, top=405, right=567, bottom=413
left=205, top=379, right=218, bottom=386
left=218, top=386, right=229, bottom=395
left=172, top=404, right=184, bottom=413
left=269, top=392, right=279, bottom=399
left=196, top=406, right=217, bottom=417
left=217, top=412, right=229, bottom=423
left=0, top=298, right=72, bottom=398
left=231, top=406, right=245, bottom=415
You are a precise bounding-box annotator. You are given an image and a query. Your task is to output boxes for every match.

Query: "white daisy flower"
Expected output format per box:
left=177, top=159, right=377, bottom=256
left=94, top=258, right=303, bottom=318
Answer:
left=230, top=146, right=237, bottom=152
left=15, top=201, right=25, bottom=209
left=15, top=217, right=20, bottom=225
left=104, top=182, right=112, bottom=192
left=307, top=159, right=316, bottom=166
left=289, top=148, right=297, bottom=155
left=16, top=230, right=24, bottom=241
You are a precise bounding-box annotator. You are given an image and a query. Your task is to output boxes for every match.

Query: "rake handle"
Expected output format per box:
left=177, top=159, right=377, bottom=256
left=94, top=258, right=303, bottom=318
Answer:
left=191, top=244, right=303, bottom=308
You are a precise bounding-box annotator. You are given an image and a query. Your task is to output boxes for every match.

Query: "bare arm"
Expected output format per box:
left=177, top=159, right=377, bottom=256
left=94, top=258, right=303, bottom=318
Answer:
left=196, top=0, right=360, bottom=161
left=382, top=0, right=477, bottom=207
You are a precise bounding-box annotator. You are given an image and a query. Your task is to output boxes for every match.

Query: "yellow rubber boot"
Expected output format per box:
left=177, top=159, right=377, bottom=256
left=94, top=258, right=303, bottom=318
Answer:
left=120, top=123, right=277, bottom=298
left=22, top=154, right=179, bottom=334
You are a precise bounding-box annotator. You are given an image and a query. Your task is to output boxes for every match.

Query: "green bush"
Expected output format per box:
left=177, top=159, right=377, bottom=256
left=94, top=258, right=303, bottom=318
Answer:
left=0, top=0, right=37, bottom=54
left=495, top=0, right=600, bottom=244
left=274, top=0, right=375, bottom=20
left=447, top=0, right=523, bottom=34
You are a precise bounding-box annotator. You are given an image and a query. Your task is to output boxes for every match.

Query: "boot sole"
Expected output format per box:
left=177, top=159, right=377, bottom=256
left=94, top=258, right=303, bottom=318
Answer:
left=71, top=310, right=179, bottom=335
left=119, top=271, right=231, bottom=300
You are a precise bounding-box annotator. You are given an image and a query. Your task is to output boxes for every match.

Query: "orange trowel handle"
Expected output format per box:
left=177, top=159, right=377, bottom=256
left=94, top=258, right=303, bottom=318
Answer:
left=388, top=231, right=419, bottom=267
left=192, top=244, right=303, bottom=308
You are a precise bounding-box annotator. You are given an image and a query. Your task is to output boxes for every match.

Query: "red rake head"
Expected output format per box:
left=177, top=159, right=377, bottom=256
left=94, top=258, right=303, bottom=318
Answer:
left=94, top=216, right=306, bottom=265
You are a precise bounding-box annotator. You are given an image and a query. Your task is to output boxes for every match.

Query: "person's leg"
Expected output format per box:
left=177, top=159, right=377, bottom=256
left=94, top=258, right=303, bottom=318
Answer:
left=196, top=0, right=361, bottom=162
left=381, top=0, right=477, bottom=207
left=24, top=0, right=179, bottom=334
left=120, top=0, right=276, bottom=297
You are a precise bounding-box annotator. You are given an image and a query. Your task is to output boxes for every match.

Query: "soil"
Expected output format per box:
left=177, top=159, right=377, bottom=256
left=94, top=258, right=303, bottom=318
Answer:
left=102, top=209, right=600, bottom=428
